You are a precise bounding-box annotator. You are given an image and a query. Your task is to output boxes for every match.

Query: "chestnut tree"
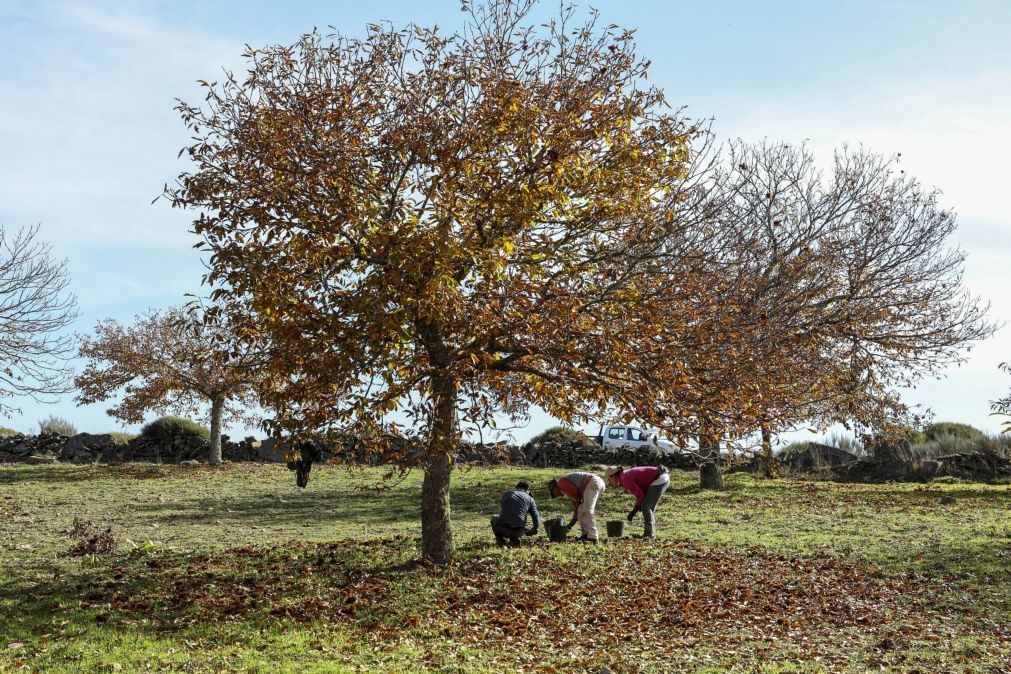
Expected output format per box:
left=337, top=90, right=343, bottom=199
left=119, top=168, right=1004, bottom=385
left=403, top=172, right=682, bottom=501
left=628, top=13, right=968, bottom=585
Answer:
left=75, top=307, right=261, bottom=465
left=168, top=0, right=745, bottom=563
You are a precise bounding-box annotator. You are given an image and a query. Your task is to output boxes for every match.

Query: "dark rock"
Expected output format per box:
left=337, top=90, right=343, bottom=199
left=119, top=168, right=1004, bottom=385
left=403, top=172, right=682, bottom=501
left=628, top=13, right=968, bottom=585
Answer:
left=783, top=443, right=858, bottom=471
left=918, top=459, right=943, bottom=480
left=255, top=437, right=283, bottom=462
left=60, top=433, right=117, bottom=463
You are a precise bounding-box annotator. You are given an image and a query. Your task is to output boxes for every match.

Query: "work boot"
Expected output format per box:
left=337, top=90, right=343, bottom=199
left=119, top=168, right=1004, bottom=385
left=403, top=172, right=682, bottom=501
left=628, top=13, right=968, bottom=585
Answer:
left=641, top=522, right=655, bottom=539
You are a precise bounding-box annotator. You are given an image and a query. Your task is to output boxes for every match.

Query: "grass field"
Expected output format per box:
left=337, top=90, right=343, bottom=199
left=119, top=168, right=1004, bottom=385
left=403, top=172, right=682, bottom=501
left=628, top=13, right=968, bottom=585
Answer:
left=0, top=463, right=1008, bottom=673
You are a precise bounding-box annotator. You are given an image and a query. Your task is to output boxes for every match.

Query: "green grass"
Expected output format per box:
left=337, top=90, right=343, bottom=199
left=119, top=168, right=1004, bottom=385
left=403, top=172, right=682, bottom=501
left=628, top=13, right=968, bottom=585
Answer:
left=0, top=464, right=1008, bottom=673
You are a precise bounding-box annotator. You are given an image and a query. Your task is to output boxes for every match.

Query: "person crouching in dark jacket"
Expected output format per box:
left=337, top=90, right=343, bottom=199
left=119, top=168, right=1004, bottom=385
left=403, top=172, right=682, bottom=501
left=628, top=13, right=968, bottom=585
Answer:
left=491, top=481, right=540, bottom=547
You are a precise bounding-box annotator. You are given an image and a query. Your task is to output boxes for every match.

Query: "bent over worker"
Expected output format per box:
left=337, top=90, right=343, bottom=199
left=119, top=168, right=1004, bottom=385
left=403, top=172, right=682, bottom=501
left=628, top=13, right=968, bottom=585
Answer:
left=491, top=481, right=540, bottom=547
left=605, top=465, right=670, bottom=538
left=548, top=471, right=606, bottom=542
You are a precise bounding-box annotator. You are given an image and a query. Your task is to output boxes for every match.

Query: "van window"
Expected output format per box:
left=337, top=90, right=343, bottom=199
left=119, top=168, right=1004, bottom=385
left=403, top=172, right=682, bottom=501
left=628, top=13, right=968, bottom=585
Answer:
left=607, top=427, right=624, bottom=440
left=627, top=428, right=647, bottom=441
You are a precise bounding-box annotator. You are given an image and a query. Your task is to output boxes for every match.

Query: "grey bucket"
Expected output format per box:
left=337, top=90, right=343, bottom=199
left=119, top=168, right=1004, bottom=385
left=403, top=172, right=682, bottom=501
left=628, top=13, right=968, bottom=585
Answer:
left=546, top=517, right=567, bottom=542
left=606, top=520, right=626, bottom=538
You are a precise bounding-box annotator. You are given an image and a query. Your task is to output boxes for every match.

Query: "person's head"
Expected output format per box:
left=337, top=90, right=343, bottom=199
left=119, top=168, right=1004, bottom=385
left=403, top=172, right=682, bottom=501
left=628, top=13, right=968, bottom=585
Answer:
left=604, top=466, right=623, bottom=486
left=515, top=480, right=531, bottom=494
left=547, top=478, right=561, bottom=498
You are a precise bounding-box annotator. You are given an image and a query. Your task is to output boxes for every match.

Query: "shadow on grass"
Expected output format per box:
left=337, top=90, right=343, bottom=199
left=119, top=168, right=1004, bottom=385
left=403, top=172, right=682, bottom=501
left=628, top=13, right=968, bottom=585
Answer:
left=120, top=478, right=522, bottom=529
left=0, top=464, right=118, bottom=485
left=0, top=463, right=206, bottom=485
left=711, top=474, right=1011, bottom=504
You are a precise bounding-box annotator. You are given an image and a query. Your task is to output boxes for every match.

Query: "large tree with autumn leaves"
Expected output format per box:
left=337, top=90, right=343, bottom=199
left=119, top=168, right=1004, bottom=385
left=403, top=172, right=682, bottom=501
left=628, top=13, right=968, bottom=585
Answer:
left=168, top=0, right=763, bottom=563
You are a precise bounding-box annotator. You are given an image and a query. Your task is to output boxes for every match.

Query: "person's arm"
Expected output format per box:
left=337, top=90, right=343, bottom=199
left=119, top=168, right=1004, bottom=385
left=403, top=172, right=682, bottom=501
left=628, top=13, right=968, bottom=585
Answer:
left=527, top=496, right=540, bottom=534
left=566, top=495, right=580, bottom=529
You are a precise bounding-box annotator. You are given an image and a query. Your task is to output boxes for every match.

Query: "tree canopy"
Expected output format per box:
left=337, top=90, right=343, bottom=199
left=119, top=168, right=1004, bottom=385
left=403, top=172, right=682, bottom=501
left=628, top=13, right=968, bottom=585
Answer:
left=696, top=142, right=994, bottom=439
left=169, top=0, right=742, bottom=562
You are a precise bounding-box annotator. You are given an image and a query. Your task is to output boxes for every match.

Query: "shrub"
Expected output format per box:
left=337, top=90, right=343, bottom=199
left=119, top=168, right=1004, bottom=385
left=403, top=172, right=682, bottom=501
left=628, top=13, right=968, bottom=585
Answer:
left=826, top=432, right=864, bottom=455
left=778, top=441, right=809, bottom=456
left=140, top=416, right=209, bottom=444
left=38, top=415, right=77, bottom=436
left=908, top=433, right=977, bottom=459
left=897, top=427, right=927, bottom=445
left=529, top=425, right=588, bottom=446
left=0, top=427, right=19, bottom=437
left=924, top=422, right=984, bottom=443
left=108, top=432, right=136, bottom=445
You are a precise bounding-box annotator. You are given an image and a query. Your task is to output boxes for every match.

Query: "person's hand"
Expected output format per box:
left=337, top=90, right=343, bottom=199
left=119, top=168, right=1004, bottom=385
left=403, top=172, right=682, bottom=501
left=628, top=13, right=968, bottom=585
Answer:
left=525, top=527, right=537, bottom=537
left=565, top=519, right=577, bottom=531
left=627, top=507, right=639, bottom=522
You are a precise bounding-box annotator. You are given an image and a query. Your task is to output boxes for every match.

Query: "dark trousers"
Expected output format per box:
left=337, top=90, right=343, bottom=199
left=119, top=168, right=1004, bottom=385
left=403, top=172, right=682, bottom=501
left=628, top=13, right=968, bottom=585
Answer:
left=642, top=479, right=670, bottom=533
left=491, top=516, right=524, bottom=547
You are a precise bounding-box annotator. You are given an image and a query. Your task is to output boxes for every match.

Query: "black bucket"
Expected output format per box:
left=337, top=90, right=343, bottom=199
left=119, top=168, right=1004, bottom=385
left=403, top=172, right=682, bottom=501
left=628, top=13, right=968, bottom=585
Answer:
left=546, top=517, right=567, bottom=542
left=606, top=520, right=626, bottom=538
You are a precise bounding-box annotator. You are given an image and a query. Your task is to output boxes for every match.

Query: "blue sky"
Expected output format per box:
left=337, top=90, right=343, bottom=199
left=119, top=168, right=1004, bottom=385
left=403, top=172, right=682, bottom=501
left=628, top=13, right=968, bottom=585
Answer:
left=1, top=0, right=1009, bottom=442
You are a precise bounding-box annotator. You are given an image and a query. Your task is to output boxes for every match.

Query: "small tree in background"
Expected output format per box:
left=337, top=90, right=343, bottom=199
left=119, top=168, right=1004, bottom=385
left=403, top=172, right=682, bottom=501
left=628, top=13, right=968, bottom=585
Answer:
left=0, top=224, right=78, bottom=416
left=74, top=307, right=261, bottom=465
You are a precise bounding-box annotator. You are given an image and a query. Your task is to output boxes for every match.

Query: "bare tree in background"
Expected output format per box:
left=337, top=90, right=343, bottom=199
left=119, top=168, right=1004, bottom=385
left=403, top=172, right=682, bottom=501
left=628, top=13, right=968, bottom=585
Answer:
left=0, top=224, right=78, bottom=416
left=697, top=142, right=995, bottom=475
left=992, top=363, right=1011, bottom=434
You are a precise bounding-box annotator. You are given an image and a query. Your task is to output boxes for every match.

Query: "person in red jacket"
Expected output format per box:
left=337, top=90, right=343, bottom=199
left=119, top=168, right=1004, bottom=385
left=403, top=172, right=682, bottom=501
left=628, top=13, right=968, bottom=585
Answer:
left=547, top=471, right=606, bottom=542
left=604, top=465, right=670, bottom=538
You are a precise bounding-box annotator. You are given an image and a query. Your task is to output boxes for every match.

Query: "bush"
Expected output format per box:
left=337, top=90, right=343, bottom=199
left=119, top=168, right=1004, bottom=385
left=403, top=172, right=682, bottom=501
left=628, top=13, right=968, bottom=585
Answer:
left=108, top=432, right=136, bottom=445
left=778, top=441, right=809, bottom=457
left=38, top=415, right=77, bottom=436
left=914, top=434, right=973, bottom=457
left=529, top=425, right=588, bottom=446
left=0, top=427, right=19, bottom=437
left=897, top=427, right=927, bottom=445
left=924, top=422, right=984, bottom=443
left=826, top=432, right=864, bottom=455
left=140, top=416, right=209, bottom=444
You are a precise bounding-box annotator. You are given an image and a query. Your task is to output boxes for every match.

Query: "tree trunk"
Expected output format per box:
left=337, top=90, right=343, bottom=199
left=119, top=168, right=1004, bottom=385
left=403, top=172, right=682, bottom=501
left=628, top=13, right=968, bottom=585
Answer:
left=421, top=373, right=458, bottom=565
left=699, top=432, right=724, bottom=490
left=208, top=394, right=225, bottom=466
left=760, top=419, right=776, bottom=478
